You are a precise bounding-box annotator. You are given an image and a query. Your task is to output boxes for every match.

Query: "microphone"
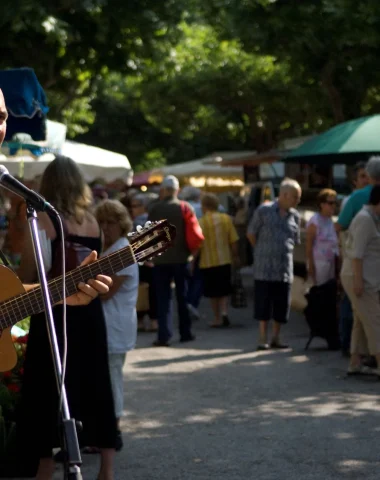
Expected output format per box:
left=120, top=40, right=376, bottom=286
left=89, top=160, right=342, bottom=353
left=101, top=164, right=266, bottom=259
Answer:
left=0, top=165, right=58, bottom=214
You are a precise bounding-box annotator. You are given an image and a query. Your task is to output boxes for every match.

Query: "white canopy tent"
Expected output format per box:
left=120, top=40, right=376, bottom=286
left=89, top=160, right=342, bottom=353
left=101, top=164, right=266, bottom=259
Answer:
left=61, top=141, right=132, bottom=184
left=0, top=140, right=133, bottom=184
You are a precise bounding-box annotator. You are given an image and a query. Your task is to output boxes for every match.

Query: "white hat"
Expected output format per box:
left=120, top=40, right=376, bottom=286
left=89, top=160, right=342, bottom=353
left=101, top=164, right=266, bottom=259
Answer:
left=161, top=175, right=179, bottom=190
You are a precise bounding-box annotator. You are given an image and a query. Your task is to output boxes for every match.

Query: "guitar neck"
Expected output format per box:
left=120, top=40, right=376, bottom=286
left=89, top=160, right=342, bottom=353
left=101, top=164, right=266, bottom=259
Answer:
left=0, top=244, right=135, bottom=330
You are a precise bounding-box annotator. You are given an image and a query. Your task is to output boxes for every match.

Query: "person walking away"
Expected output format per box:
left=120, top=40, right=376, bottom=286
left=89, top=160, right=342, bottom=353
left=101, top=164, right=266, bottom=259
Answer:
left=341, top=185, right=380, bottom=377
left=197, top=193, right=239, bottom=327
left=96, top=200, right=139, bottom=452
left=148, top=175, right=196, bottom=346
left=247, top=178, right=302, bottom=351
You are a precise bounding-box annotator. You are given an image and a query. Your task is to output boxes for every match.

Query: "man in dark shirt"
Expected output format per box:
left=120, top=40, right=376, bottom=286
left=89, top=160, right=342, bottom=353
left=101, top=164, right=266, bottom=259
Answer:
left=148, top=175, right=196, bottom=346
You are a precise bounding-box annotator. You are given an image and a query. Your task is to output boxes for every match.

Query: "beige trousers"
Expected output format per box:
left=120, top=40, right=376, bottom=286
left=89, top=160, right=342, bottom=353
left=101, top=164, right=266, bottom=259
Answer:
left=341, top=274, right=380, bottom=356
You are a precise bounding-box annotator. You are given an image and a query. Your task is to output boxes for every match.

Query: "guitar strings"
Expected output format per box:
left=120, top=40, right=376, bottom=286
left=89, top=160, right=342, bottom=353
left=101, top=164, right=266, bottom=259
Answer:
left=0, top=249, right=136, bottom=330
left=0, top=235, right=167, bottom=330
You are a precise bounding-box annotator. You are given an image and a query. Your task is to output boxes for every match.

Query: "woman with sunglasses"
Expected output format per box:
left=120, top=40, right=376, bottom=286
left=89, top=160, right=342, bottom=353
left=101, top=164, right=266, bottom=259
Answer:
left=306, top=189, right=339, bottom=286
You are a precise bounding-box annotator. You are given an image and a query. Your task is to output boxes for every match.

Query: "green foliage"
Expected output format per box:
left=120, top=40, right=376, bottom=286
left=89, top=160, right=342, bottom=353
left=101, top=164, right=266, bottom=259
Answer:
left=2, top=0, right=380, bottom=170
left=0, top=0, right=185, bottom=135
left=200, top=0, right=380, bottom=122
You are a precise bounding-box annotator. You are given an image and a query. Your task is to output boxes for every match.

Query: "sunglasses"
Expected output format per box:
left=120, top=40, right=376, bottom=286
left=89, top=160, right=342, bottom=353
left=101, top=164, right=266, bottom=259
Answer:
left=325, top=200, right=337, bottom=206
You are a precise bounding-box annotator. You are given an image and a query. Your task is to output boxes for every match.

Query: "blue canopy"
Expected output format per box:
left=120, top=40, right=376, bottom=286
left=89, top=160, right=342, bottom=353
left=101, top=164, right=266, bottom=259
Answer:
left=0, top=68, right=49, bottom=141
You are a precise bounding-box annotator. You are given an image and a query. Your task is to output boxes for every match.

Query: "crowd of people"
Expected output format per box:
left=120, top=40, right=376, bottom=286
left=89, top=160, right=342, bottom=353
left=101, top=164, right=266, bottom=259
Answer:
left=2, top=88, right=380, bottom=477
left=2, top=155, right=380, bottom=479
left=246, top=156, right=380, bottom=381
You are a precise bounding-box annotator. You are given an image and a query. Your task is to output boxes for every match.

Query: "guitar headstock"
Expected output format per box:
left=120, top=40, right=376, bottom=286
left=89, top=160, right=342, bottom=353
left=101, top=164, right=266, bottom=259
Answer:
left=128, top=220, right=176, bottom=263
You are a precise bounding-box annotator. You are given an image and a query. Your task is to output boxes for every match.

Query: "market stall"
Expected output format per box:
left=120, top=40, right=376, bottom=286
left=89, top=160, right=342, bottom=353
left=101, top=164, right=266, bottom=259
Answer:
left=133, top=153, right=244, bottom=192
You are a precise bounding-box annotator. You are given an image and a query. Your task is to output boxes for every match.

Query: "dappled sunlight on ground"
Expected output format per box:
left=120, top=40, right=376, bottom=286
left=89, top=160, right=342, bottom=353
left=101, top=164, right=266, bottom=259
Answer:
left=56, top=275, right=380, bottom=479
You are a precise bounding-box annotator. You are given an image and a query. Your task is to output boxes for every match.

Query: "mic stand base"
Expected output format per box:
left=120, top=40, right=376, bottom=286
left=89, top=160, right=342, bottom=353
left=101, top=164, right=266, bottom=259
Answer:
left=62, top=419, right=83, bottom=480
left=26, top=204, right=83, bottom=480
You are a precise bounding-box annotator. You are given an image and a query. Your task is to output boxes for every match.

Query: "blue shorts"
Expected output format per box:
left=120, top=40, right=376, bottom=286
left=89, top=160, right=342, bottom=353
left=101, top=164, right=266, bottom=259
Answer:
left=254, top=280, right=291, bottom=324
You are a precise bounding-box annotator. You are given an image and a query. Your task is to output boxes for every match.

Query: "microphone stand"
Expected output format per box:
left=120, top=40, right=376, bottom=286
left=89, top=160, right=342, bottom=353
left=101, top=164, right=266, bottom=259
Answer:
left=26, top=203, right=83, bottom=480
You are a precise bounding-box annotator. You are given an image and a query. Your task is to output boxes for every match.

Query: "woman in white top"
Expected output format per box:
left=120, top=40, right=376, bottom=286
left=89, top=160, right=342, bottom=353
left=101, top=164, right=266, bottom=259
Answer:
left=96, top=200, right=139, bottom=451
left=341, top=185, right=380, bottom=377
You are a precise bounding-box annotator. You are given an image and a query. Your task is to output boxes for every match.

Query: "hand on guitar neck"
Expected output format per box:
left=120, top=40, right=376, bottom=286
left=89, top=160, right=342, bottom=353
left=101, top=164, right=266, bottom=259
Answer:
left=23, top=250, right=112, bottom=306
left=0, top=219, right=176, bottom=371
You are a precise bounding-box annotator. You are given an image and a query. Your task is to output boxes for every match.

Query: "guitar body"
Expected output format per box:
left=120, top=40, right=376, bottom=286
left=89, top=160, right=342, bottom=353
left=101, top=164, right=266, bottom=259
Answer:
left=0, top=265, right=26, bottom=372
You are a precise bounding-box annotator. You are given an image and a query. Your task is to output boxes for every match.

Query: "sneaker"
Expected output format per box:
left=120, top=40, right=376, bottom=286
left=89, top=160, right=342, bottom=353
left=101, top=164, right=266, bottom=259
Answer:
left=257, top=343, right=270, bottom=351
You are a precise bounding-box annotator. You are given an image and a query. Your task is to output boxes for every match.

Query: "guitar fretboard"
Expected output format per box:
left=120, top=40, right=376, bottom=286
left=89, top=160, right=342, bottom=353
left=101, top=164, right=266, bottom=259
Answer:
left=0, top=244, right=135, bottom=331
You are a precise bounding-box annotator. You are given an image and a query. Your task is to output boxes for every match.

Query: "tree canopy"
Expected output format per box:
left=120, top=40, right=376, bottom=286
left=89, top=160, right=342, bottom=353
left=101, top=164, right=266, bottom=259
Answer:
left=1, top=0, right=380, bottom=171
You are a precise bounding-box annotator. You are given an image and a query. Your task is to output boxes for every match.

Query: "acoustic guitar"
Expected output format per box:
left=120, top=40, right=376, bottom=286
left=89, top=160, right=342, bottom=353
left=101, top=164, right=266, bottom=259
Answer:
left=0, top=220, right=176, bottom=372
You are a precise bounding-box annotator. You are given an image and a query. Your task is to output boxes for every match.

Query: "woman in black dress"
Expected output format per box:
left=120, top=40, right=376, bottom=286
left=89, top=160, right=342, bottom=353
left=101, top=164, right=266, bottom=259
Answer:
left=17, top=155, right=116, bottom=480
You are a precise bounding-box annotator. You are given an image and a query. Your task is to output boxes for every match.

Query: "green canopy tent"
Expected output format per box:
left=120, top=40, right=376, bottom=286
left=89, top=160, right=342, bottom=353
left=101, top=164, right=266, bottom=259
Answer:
left=282, top=115, right=380, bottom=165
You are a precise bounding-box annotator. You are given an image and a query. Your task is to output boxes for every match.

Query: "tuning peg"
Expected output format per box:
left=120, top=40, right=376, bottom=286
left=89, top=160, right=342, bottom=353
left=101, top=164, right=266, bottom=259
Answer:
left=136, top=225, right=143, bottom=232
left=144, top=221, right=152, bottom=227
left=127, top=232, right=135, bottom=237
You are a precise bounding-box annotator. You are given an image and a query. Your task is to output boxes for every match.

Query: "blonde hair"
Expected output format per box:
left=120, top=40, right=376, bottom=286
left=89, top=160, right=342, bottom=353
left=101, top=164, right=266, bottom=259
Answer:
left=39, top=155, right=93, bottom=223
left=95, top=199, right=133, bottom=236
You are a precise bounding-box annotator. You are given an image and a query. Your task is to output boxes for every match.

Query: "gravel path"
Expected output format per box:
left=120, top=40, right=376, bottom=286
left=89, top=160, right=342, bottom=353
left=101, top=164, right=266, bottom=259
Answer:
left=36, top=275, right=380, bottom=479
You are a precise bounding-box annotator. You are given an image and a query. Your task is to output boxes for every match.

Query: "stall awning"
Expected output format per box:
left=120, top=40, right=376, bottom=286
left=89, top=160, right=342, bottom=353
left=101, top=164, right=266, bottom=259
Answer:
left=0, top=141, right=133, bottom=184
left=61, top=141, right=132, bottom=184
